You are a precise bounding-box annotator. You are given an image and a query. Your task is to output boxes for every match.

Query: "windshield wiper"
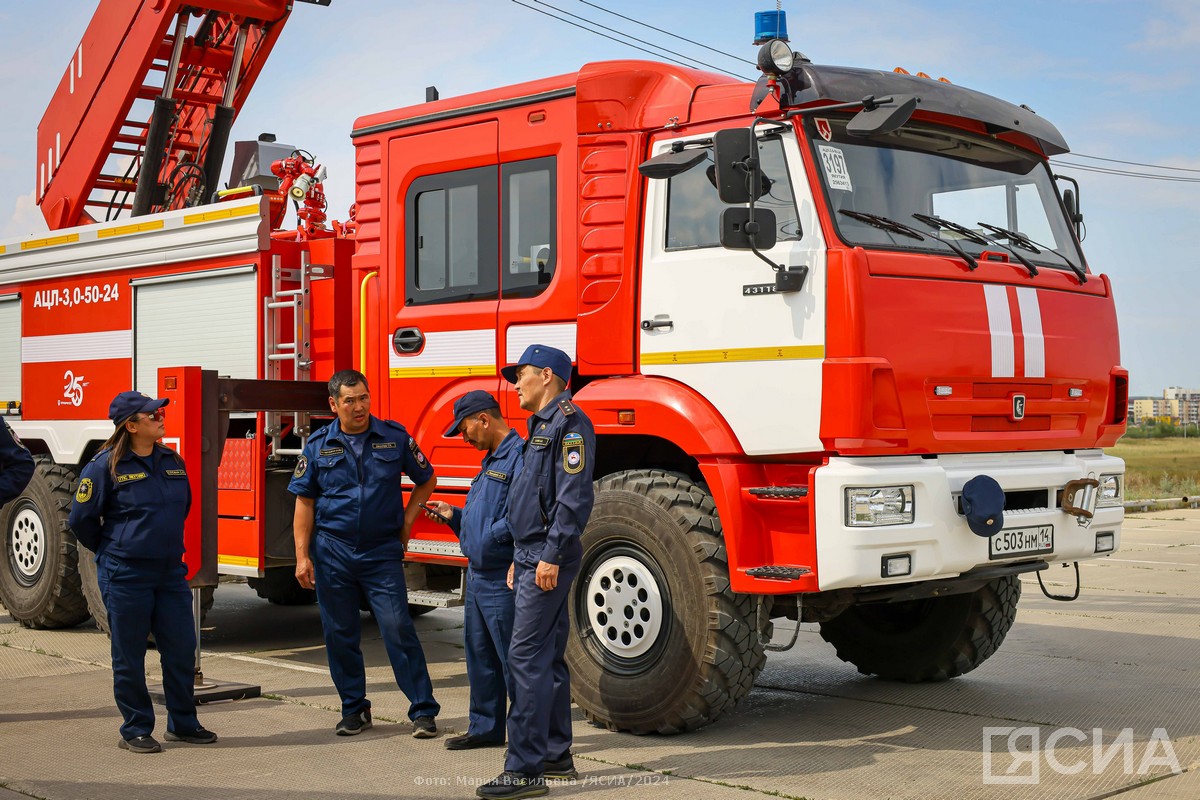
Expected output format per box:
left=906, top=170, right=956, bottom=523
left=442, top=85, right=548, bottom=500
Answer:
left=841, top=210, right=980, bottom=272
left=839, top=209, right=925, bottom=240
left=977, top=222, right=1087, bottom=283
left=911, top=212, right=1038, bottom=277
left=908, top=213, right=983, bottom=271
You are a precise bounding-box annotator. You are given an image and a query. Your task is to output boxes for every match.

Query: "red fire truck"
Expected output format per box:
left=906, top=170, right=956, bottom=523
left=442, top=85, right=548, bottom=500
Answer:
left=0, top=1, right=1126, bottom=734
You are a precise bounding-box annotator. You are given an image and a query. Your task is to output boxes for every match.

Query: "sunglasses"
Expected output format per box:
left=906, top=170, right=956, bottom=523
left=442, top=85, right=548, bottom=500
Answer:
left=137, top=408, right=166, bottom=422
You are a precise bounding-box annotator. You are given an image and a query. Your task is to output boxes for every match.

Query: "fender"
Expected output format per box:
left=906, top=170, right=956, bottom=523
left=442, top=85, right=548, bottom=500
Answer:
left=573, top=374, right=743, bottom=457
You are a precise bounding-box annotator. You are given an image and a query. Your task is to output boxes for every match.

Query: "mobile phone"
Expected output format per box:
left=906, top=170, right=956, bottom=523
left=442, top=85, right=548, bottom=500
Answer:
left=419, top=501, right=449, bottom=521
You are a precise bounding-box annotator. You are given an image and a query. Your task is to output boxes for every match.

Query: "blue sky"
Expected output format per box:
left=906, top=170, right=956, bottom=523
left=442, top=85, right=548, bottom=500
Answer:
left=1, top=0, right=1197, bottom=396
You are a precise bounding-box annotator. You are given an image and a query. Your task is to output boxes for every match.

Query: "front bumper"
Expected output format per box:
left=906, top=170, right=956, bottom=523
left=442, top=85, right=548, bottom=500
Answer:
left=813, top=449, right=1123, bottom=591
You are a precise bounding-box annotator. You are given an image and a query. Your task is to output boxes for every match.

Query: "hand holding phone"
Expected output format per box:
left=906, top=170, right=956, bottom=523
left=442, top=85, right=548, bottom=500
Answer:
left=420, top=501, right=451, bottom=523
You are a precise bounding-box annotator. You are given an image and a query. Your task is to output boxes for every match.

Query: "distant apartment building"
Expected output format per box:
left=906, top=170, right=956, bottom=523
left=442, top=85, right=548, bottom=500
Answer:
left=1131, top=387, right=1200, bottom=425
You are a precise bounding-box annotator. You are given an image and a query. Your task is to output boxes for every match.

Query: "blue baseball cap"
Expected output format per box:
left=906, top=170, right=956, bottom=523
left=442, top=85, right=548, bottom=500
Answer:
left=501, top=344, right=572, bottom=386
left=108, top=391, right=169, bottom=425
left=961, top=474, right=1005, bottom=537
left=443, top=390, right=501, bottom=437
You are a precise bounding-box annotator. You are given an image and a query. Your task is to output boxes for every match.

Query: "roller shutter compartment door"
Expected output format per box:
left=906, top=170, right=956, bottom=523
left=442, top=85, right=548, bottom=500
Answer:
left=134, top=269, right=257, bottom=394
left=0, top=296, right=20, bottom=407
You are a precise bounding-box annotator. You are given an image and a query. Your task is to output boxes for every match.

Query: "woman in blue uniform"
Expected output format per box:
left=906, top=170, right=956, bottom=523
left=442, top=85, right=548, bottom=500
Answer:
left=68, top=391, right=216, bottom=754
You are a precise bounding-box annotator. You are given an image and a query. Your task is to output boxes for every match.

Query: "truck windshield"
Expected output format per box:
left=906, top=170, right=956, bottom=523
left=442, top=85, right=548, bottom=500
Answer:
left=806, top=116, right=1083, bottom=271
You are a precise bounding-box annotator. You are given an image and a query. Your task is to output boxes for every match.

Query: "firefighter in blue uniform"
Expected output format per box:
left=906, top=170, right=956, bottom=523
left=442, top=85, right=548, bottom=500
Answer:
left=68, top=391, right=216, bottom=754
left=289, top=369, right=441, bottom=738
left=0, top=418, right=34, bottom=509
left=424, top=390, right=523, bottom=751
left=477, top=345, right=596, bottom=800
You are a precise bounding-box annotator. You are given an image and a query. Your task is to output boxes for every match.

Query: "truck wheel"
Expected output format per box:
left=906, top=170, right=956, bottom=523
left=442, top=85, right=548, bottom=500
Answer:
left=248, top=566, right=318, bottom=606
left=0, top=462, right=89, bottom=629
left=78, top=552, right=215, bottom=635
left=566, top=469, right=765, bottom=734
left=818, top=574, right=1021, bottom=681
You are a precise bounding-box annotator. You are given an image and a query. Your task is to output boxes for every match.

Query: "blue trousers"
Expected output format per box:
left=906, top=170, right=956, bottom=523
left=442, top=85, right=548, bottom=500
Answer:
left=505, top=555, right=580, bottom=775
left=464, top=568, right=515, bottom=740
left=96, top=553, right=199, bottom=740
left=311, top=533, right=439, bottom=720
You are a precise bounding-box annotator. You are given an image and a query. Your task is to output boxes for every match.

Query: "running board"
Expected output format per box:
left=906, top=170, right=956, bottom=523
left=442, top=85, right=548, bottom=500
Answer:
left=744, top=566, right=812, bottom=581
left=748, top=486, right=809, bottom=499
left=407, top=589, right=464, bottom=609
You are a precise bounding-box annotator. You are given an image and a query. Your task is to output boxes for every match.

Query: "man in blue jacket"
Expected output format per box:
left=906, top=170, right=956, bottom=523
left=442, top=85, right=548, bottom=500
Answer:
left=289, top=370, right=440, bottom=739
left=0, top=419, right=34, bottom=509
left=425, top=390, right=523, bottom=751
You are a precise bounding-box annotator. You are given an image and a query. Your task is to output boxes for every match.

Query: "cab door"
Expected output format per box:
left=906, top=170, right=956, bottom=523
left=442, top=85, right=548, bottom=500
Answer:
left=637, top=128, right=826, bottom=456
left=385, top=122, right=502, bottom=487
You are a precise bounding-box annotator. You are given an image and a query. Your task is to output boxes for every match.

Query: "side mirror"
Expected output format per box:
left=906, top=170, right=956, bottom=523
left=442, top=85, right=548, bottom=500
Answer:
left=847, top=94, right=917, bottom=137
left=713, top=128, right=762, bottom=204
left=1063, top=188, right=1084, bottom=236
left=637, top=148, right=708, bottom=180
left=720, top=207, right=777, bottom=251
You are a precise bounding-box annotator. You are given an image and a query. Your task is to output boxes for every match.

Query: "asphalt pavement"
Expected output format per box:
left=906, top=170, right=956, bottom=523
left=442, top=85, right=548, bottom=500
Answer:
left=1, top=510, right=1197, bottom=800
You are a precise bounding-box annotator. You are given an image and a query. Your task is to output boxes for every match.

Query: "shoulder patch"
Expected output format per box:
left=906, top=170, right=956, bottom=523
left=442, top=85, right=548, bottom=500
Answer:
left=75, top=478, right=93, bottom=504
left=408, top=437, right=428, bottom=469
left=294, top=456, right=308, bottom=479
left=562, top=431, right=585, bottom=475
left=3, top=420, right=27, bottom=451
left=558, top=399, right=576, bottom=416
left=484, top=469, right=509, bottom=482
left=371, top=441, right=397, bottom=450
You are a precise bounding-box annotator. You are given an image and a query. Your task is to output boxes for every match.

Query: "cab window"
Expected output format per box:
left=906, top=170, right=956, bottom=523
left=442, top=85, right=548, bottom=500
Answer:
left=405, top=166, right=498, bottom=305
left=502, top=158, right=557, bottom=298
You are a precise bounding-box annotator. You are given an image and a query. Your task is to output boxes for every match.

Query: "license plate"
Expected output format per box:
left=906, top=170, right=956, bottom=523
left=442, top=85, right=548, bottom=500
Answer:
left=988, top=524, right=1054, bottom=560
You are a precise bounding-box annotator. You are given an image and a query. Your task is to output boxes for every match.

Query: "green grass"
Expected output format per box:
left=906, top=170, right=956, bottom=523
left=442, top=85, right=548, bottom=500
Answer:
left=1107, top=438, right=1200, bottom=500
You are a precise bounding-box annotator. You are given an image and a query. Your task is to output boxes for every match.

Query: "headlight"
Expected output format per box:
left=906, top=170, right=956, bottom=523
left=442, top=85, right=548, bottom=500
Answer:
left=756, top=39, right=795, bottom=76
left=845, top=486, right=915, bottom=527
left=1097, top=474, right=1123, bottom=507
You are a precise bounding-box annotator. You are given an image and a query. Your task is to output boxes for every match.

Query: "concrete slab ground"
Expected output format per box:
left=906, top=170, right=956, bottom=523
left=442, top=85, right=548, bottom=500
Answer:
left=1, top=510, right=1197, bottom=800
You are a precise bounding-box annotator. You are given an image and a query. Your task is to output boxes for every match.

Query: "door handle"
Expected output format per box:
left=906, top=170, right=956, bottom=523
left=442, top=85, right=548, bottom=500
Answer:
left=393, top=327, right=425, bottom=354
left=641, top=318, right=673, bottom=331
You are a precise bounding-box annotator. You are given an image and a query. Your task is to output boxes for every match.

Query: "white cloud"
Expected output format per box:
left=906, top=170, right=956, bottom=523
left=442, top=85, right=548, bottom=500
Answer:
left=1, top=191, right=47, bottom=240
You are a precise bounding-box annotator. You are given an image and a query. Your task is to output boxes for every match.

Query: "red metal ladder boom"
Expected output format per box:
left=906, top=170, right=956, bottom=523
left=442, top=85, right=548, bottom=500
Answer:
left=36, top=0, right=307, bottom=231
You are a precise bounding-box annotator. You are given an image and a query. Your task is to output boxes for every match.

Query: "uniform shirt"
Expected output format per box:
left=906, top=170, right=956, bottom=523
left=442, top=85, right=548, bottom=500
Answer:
left=288, top=415, right=434, bottom=550
left=445, top=428, right=523, bottom=574
left=507, top=391, right=596, bottom=566
left=0, top=420, right=35, bottom=508
left=68, top=444, right=191, bottom=560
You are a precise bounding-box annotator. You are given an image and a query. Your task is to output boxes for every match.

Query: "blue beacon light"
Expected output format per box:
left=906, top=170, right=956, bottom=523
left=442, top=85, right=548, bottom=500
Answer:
left=753, top=10, right=788, bottom=45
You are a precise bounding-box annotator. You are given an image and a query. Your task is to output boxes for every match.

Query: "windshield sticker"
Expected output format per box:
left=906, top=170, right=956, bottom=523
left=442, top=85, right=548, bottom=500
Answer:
left=818, top=145, right=853, bottom=191
left=815, top=118, right=833, bottom=142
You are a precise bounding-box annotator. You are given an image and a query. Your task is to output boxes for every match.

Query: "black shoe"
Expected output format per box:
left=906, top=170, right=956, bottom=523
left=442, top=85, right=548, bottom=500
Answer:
left=412, top=716, right=438, bottom=738
left=542, top=753, right=578, bottom=780
left=118, top=735, right=162, bottom=754
left=475, top=771, right=547, bottom=799
left=444, top=733, right=505, bottom=750
left=165, top=726, right=218, bottom=744
left=335, top=708, right=372, bottom=736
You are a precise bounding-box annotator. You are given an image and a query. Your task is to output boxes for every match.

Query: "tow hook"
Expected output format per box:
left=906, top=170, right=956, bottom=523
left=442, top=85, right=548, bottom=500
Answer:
left=1061, top=477, right=1100, bottom=527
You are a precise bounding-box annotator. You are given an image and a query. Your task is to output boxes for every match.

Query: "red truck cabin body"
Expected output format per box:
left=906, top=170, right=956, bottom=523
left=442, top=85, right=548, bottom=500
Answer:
left=352, top=60, right=1125, bottom=594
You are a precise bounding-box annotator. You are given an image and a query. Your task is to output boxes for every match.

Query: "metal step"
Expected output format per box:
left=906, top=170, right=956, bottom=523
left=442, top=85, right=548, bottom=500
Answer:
left=748, top=486, right=809, bottom=499
left=745, top=565, right=812, bottom=581
left=406, top=589, right=463, bottom=609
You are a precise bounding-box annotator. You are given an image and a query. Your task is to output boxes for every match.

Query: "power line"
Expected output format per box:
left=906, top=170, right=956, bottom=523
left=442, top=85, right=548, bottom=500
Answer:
left=1067, top=152, right=1200, bottom=175
left=1050, top=159, right=1200, bottom=183
left=574, top=0, right=752, bottom=67
left=525, top=0, right=750, bottom=80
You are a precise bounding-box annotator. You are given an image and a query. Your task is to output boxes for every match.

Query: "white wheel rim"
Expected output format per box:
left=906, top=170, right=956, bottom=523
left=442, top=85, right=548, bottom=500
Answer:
left=9, top=506, right=45, bottom=581
left=584, top=555, right=664, bottom=659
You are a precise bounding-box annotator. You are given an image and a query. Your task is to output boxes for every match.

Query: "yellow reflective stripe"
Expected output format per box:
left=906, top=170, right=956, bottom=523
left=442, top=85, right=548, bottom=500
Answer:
left=97, top=220, right=165, bottom=238
left=0, top=245, right=6, bottom=255
left=218, top=554, right=259, bottom=568
left=20, top=233, right=80, bottom=251
left=184, top=204, right=261, bottom=225
left=389, top=365, right=496, bottom=379
left=641, top=345, right=825, bottom=365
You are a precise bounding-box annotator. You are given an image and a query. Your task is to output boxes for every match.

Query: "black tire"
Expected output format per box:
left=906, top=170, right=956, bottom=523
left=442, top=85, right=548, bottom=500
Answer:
left=78, top=551, right=215, bottom=635
left=248, top=566, right=317, bottom=606
left=566, top=469, right=765, bottom=734
left=408, top=604, right=434, bottom=617
left=818, top=574, right=1021, bottom=682
left=0, top=461, right=89, bottom=629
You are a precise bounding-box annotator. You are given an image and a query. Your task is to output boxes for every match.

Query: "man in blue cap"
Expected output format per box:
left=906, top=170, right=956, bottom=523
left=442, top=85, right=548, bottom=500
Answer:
left=477, top=345, right=595, bottom=800
left=0, top=419, right=34, bottom=510
left=423, top=390, right=523, bottom=751
left=289, top=369, right=441, bottom=739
